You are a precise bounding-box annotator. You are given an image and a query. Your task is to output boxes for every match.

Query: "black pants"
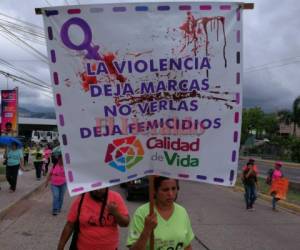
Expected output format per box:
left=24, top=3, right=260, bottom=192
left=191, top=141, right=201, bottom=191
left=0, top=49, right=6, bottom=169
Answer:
left=43, top=158, right=50, bottom=175
left=51, top=156, right=58, bottom=166
left=24, top=154, right=29, bottom=166
left=6, top=165, right=20, bottom=191
left=34, top=161, right=43, bottom=179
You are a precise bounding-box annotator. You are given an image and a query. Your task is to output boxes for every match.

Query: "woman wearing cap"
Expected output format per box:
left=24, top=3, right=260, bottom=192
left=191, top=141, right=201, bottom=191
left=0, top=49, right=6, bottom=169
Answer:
left=270, top=161, right=284, bottom=211
left=45, top=148, right=66, bottom=215
left=127, top=176, right=194, bottom=250
left=242, top=161, right=258, bottom=210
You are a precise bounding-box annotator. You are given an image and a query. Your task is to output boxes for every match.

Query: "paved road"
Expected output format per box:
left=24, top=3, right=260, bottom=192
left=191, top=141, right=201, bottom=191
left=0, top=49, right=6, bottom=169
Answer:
left=1, top=151, right=300, bottom=183
left=238, top=160, right=300, bottom=183
left=1, top=181, right=300, bottom=250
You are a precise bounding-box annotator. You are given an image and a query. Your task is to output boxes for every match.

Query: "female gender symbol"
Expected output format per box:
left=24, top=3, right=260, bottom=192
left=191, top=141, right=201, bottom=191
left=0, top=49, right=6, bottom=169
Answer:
left=60, top=17, right=101, bottom=60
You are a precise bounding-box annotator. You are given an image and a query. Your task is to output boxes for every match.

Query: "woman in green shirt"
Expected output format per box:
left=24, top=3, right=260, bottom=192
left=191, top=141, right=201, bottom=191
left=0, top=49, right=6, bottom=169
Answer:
left=127, top=177, right=194, bottom=250
left=31, top=144, right=44, bottom=180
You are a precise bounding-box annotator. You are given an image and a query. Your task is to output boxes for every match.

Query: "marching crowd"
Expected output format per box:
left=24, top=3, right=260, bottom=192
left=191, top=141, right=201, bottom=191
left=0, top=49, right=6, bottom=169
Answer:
left=0, top=141, right=289, bottom=249
left=1, top=142, right=195, bottom=249
left=1, top=141, right=67, bottom=217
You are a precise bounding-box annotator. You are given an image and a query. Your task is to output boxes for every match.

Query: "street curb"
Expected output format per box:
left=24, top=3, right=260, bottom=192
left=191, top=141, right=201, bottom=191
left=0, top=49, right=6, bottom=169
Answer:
left=0, top=179, right=47, bottom=221
left=239, top=156, right=300, bottom=168
left=233, top=186, right=300, bottom=213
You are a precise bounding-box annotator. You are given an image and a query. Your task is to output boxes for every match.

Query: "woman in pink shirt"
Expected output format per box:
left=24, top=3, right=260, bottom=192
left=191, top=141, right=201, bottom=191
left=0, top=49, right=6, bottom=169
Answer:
left=271, top=161, right=284, bottom=211
left=45, top=148, right=66, bottom=215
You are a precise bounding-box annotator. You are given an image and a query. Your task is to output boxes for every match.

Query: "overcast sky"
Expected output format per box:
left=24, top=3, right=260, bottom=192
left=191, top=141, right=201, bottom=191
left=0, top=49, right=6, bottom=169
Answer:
left=0, top=0, right=299, bottom=113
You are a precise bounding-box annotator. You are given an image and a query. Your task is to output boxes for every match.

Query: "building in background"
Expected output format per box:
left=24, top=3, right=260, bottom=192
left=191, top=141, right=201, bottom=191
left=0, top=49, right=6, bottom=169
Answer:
left=279, top=122, right=300, bottom=137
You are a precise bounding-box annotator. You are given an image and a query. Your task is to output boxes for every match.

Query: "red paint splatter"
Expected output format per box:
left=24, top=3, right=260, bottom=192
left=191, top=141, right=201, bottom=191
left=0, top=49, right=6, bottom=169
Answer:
left=179, top=12, right=227, bottom=67
left=116, top=89, right=234, bottom=114
left=103, top=53, right=126, bottom=83
left=80, top=63, right=97, bottom=92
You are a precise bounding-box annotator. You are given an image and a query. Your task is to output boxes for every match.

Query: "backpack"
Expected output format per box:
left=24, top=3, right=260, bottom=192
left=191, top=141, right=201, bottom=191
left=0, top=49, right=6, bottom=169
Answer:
left=69, top=193, right=85, bottom=250
left=266, top=168, right=274, bottom=185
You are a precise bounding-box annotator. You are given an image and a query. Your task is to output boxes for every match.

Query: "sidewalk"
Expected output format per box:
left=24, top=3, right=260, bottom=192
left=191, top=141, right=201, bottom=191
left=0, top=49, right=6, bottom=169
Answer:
left=0, top=169, right=46, bottom=220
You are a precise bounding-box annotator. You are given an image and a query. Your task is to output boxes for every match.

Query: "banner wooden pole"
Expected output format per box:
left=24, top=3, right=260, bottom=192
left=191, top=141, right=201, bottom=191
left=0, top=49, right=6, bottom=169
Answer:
left=149, top=175, right=155, bottom=250
left=240, top=3, right=254, bottom=9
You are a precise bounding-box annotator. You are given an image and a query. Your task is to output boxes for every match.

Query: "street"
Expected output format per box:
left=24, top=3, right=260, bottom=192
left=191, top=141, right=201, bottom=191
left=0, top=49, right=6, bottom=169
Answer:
left=0, top=181, right=300, bottom=250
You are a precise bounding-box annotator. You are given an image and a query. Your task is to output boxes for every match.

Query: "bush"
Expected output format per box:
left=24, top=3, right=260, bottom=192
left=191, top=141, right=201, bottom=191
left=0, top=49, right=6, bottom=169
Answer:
left=291, top=138, right=300, bottom=163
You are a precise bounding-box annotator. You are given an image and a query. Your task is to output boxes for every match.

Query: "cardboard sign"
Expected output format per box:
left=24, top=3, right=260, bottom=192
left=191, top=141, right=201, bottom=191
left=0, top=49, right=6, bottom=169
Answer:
left=41, top=2, right=243, bottom=195
left=269, top=178, right=289, bottom=200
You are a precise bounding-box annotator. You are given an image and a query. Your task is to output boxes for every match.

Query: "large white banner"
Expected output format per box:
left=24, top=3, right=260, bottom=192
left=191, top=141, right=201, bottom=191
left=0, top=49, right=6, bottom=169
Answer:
left=41, top=1, right=243, bottom=196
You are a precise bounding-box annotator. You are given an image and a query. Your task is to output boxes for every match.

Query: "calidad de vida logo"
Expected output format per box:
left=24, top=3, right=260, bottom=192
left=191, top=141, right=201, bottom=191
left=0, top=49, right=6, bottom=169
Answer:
left=147, top=137, right=200, bottom=167
left=105, top=135, right=144, bottom=172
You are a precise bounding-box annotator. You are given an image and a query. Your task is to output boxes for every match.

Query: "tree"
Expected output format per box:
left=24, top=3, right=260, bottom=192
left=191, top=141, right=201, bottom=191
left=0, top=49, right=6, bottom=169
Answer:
left=263, top=113, right=279, bottom=137
left=241, top=107, right=265, bottom=143
left=278, top=110, right=292, bottom=125
left=292, top=96, right=300, bottom=135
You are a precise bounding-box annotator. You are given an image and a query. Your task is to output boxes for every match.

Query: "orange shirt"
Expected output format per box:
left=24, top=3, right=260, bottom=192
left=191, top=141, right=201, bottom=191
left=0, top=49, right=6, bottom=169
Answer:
left=68, top=190, right=128, bottom=250
left=242, top=164, right=258, bottom=174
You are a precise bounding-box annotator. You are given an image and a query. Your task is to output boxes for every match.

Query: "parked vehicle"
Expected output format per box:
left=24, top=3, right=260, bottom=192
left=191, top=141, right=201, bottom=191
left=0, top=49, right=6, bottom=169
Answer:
left=123, top=177, right=149, bottom=201
left=31, top=130, right=58, bottom=145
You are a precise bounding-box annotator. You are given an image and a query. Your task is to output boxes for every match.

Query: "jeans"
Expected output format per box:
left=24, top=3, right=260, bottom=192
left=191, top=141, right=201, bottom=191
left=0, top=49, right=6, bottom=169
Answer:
left=51, top=183, right=66, bottom=213
left=271, top=192, right=280, bottom=209
left=244, top=184, right=257, bottom=209
left=6, top=165, right=20, bottom=191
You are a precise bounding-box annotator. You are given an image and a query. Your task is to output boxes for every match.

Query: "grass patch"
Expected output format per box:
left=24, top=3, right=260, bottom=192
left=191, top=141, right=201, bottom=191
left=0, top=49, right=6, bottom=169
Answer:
left=236, top=176, right=300, bottom=205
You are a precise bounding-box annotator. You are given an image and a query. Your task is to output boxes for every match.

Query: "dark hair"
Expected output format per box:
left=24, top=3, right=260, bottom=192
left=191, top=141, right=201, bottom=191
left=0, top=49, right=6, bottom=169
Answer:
left=248, top=159, right=255, bottom=164
left=99, top=188, right=108, bottom=226
left=154, top=176, right=180, bottom=192
left=5, top=122, right=12, bottom=128
left=11, top=142, right=18, bottom=148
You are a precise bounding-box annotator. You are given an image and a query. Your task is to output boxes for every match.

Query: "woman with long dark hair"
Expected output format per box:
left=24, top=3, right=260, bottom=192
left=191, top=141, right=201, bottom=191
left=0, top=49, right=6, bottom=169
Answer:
left=57, top=188, right=129, bottom=250
left=4, top=142, right=25, bottom=192
left=127, top=176, right=194, bottom=250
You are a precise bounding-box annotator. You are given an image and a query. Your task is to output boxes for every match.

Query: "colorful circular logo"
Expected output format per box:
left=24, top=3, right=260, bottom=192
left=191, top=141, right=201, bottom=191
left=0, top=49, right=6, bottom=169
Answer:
left=105, top=136, right=144, bottom=172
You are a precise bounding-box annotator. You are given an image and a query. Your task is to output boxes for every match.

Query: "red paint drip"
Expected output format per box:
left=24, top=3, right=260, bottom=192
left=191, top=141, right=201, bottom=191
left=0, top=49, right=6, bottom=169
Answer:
left=179, top=12, right=227, bottom=67
left=103, top=53, right=126, bottom=83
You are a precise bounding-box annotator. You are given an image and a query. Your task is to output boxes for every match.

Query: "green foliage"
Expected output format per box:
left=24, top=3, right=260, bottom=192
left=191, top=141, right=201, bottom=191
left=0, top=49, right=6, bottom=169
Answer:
left=263, top=114, right=279, bottom=137
left=241, top=107, right=265, bottom=144
left=291, top=138, right=300, bottom=163
left=242, top=96, right=300, bottom=163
